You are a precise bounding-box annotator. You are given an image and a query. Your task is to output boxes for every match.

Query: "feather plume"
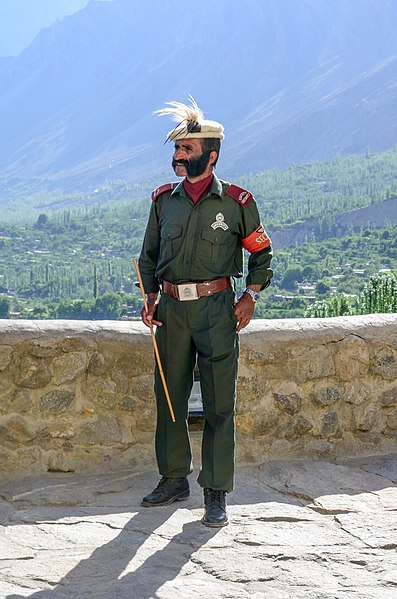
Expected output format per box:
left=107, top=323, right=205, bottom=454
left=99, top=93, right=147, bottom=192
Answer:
left=154, top=95, right=204, bottom=125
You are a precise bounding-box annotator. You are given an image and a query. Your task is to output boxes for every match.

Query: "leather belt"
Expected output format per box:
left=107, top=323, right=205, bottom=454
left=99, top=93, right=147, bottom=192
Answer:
left=161, top=277, right=231, bottom=301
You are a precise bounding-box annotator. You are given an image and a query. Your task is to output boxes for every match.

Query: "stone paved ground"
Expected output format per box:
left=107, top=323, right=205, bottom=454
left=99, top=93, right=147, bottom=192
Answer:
left=0, top=454, right=396, bottom=599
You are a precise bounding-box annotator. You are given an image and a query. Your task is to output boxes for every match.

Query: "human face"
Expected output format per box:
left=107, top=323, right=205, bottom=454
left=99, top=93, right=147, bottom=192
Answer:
left=172, top=138, right=214, bottom=182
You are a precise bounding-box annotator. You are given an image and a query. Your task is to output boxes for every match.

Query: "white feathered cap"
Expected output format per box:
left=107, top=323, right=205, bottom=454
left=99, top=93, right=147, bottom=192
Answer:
left=154, top=95, right=225, bottom=142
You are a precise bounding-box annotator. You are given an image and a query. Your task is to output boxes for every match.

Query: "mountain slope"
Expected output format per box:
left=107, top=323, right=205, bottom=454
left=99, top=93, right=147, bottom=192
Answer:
left=0, top=0, right=89, bottom=57
left=0, top=0, right=396, bottom=190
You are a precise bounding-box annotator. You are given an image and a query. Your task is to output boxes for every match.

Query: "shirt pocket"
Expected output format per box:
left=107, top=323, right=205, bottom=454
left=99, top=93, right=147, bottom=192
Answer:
left=201, top=228, right=232, bottom=264
left=160, top=225, right=183, bottom=260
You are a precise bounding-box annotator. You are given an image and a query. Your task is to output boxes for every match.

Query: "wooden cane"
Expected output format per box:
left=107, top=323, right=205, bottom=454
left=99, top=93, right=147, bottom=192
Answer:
left=133, top=259, right=176, bottom=423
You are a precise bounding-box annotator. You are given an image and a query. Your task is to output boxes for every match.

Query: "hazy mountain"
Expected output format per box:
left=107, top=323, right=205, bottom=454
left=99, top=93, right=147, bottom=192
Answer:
left=0, top=0, right=396, bottom=192
left=0, top=0, right=90, bottom=57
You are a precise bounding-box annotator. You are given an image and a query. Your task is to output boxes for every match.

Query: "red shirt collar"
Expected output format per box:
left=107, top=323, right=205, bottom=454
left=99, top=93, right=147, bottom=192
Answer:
left=183, top=173, right=214, bottom=204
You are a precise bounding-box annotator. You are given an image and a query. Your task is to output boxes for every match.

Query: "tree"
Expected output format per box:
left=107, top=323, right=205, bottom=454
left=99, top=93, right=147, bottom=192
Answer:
left=93, top=264, right=98, bottom=299
left=305, top=294, right=354, bottom=318
left=35, top=213, right=49, bottom=228
left=0, top=296, right=10, bottom=318
left=56, top=299, right=94, bottom=320
left=316, top=280, right=331, bottom=295
left=302, top=265, right=317, bottom=280
left=92, top=292, right=124, bottom=320
left=281, top=267, right=303, bottom=290
left=357, top=273, right=397, bottom=314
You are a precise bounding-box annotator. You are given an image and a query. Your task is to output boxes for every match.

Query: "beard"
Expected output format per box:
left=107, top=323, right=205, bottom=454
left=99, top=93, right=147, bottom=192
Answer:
left=172, top=150, right=211, bottom=178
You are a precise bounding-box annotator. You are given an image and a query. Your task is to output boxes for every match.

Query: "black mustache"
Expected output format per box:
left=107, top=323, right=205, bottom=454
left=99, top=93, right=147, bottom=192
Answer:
left=172, top=159, right=188, bottom=169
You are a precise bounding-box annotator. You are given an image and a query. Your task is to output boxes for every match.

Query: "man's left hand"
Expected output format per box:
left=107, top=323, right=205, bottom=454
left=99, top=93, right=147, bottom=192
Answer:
left=233, top=293, right=255, bottom=332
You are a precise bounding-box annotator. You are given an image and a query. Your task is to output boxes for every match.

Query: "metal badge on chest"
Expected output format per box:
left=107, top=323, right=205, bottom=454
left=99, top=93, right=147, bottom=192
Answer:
left=211, top=213, right=229, bottom=231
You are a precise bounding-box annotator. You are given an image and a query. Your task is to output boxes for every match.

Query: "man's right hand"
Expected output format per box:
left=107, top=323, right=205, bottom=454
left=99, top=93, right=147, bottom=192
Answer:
left=140, top=293, right=163, bottom=327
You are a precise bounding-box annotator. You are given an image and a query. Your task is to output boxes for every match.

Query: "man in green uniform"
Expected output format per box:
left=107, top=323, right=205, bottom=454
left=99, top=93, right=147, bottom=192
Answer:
left=138, top=97, right=273, bottom=527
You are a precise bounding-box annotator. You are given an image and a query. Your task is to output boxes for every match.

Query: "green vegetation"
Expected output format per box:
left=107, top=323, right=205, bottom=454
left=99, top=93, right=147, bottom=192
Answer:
left=259, top=224, right=397, bottom=318
left=1, top=146, right=397, bottom=319
left=0, top=201, right=149, bottom=319
left=306, top=273, right=397, bottom=317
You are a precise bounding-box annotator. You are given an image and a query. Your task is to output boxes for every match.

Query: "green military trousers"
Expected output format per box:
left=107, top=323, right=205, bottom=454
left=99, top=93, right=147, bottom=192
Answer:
left=153, top=286, right=239, bottom=493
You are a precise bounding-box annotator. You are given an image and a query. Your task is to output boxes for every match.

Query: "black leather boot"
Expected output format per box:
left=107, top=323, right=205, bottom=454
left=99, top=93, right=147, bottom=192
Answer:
left=141, top=477, right=189, bottom=507
left=202, top=488, right=228, bottom=527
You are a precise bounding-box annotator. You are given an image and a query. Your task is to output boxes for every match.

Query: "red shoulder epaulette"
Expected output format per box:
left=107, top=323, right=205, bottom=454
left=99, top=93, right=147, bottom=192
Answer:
left=151, top=182, right=176, bottom=202
left=225, top=184, right=253, bottom=207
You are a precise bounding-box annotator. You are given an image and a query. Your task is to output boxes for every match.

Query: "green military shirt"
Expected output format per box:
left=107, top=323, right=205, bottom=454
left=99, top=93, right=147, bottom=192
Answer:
left=138, top=174, right=273, bottom=293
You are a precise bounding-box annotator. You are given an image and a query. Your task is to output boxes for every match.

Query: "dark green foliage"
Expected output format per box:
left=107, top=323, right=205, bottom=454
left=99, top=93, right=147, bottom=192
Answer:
left=54, top=292, right=125, bottom=320
left=358, top=273, right=397, bottom=314
left=316, top=280, right=331, bottom=296
left=281, top=267, right=303, bottom=290
left=0, top=295, right=10, bottom=318
left=305, top=294, right=354, bottom=318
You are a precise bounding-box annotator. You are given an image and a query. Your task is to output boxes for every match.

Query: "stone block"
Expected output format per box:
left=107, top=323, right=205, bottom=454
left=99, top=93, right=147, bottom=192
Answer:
left=129, top=374, right=154, bottom=400
left=243, top=349, right=286, bottom=379
left=52, top=352, right=86, bottom=385
left=372, top=347, right=397, bottom=379
left=86, top=379, right=117, bottom=410
left=1, top=389, right=32, bottom=414
left=288, top=345, right=335, bottom=381
left=46, top=452, right=76, bottom=473
left=0, top=446, right=39, bottom=472
left=24, top=340, right=59, bottom=358
left=274, top=392, right=302, bottom=415
left=379, top=386, right=397, bottom=407
left=236, top=375, right=267, bottom=410
left=284, top=416, right=314, bottom=440
left=116, top=349, right=153, bottom=376
left=251, top=410, right=280, bottom=436
left=0, top=345, right=13, bottom=371
left=353, top=407, right=380, bottom=432
left=120, top=396, right=139, bottom=411
left=40, top=390, right=75, bottom=414
left=60, top=336, right=96, bottom=352
left=333, top=335, right=369, bottom=381
left=78, top=415, right=122, bottom=445
left=344, top=381, right=372, bottom=405
left=311, top=384, right=341, bottom=406
left=133, top=409, right=156, bottom=433
left=12, top=355, right=52, bottom=389
left=386, top=409, right=397, bottom=431
left=357, top=408, right=378, bottom=431
left=0, top=415, right=36, bottom=445
left=0, top=447, right=12, bottom=471
left=87, top=351, right=106, bottom=375
left=321, top=412, right=342, bottom=438
left=48, top=421, right=76, bottom=439
left=110, top=369, right=129, bottom=394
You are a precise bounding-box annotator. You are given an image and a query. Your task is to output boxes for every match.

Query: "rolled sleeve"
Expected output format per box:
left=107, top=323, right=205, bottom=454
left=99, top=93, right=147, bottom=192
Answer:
left=246, top=245, right=273, bottom=289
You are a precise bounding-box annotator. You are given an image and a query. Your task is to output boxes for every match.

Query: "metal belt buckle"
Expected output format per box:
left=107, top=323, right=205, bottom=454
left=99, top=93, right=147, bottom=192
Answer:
left=177, top=283, right=199, bottom=301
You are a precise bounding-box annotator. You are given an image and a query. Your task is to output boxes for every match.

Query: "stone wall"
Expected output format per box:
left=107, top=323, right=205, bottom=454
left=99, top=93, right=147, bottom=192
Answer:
left=0, top=316, right=396, bottom=474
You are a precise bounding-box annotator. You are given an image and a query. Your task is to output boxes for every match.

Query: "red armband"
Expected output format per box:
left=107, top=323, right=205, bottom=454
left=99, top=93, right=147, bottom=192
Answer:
left=241, top=224, right=271, bottom=253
